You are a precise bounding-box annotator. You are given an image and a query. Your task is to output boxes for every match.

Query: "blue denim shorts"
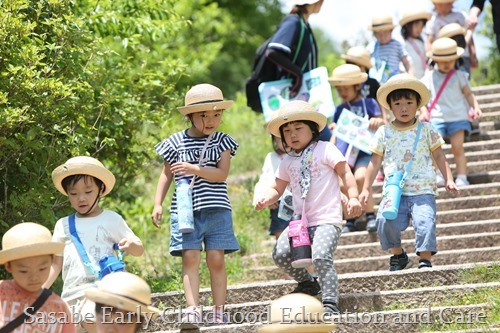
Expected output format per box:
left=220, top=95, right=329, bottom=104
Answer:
left=269, top=208, right=289, bottom=236
left=377, top=194, right=437, bottom=255
left=430, top=120, right=471, bottom=139
left=170, top=208, right=240, bottom=257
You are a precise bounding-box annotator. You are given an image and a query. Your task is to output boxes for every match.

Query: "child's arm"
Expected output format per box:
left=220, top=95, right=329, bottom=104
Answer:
left=151, top=161, right=174, bottom=229
left=335, top=161, right=361, bottom=216
left=419, top=105, right=430, bottom=122
left=170, top=149, right=231, bottom=182
left=255, top=178, right=288, bottom=211
left=43, top=255, right=63, bottom=288
left=432, top=147, right=459, bottom=193
left=462, top=85, right=482, bottom=119
left=117, top=238, right=144, bottom=256
left=467, top=33, right=479, bottom=69
left=368, top=116, right=384, bottom=131
left=359, top=154, right=383, bottom=209
left=401, top=55, right=414, bottom=76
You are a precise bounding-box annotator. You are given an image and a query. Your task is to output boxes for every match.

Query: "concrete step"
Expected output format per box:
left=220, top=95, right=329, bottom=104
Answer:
left=443, top=139, right=500, bottom=154
left=445, top=148, right=500, bottom=163
left=464, top=129, right=500, bottom=143
left=477, top=120, right=500, bottom=133
left=472, top=84, right=500, bottom=96
left=479, top=102, right=500, bottom=115
left=476, top=92, right=500, bottom=104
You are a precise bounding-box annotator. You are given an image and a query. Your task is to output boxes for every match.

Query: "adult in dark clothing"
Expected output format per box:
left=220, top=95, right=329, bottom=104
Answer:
left=468, top=0, right=500, bottom=52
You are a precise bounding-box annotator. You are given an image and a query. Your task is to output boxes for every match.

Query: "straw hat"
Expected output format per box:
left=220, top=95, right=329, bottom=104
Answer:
left=376, top=73, right=430, bottom=111
left=431, top=0, right=455, bottom=3
left=259, top=294, right=335, bottom=333
left=399, top=10, right=432, bottom=27
left=341, top=46, right=372, bottom=69
left=177, top=84, right=233, bottom=115
left=328, top=64, right=368, bottom=86
left=266, top=101, right=326, bottom=138
left=85, top=272, right=161, bottom=316
left=52, top=156, right=116, bottom=197
left=427, top=37, right=464, bottom=61
left=438, top=22, right=466, bottom=38
left=0, top=223, right=65, bottom=265
left=369, top=15, right=395, bottom=31
left=287, top=0, right=321, bottom=6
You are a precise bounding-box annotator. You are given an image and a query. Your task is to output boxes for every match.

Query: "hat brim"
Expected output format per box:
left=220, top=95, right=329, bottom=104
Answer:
left=377, top=76, right=430, bottom=111
left=52, top=162, right=116, bottom=197
left=426, top=47, right=464, bottom=61
left=369, top=23, right=395, bottom=31
left=267, top=111, right=327, bottom=138
left=287, top=0, right=321, bottom=6
left=328, top=73, right=368, bottom=86
left=0, top=242, right=65, bottom=265
left=85, top=289, right=162, bottom=317
left=259, top=322, right=335, bottom=333
left=341, top=54, right=372, bottom=69
left=399, top=13, right=432, bottom=27
left=177, top=101, right=233, bottom=115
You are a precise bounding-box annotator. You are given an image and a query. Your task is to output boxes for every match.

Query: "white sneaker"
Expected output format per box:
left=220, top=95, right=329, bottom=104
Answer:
left=455, top=176, right=469, bottom=187
left=436, top=173, right=445, bottom=187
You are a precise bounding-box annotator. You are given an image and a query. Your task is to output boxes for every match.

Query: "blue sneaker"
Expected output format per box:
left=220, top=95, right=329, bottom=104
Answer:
left=389, top=251, right=413, bottom=271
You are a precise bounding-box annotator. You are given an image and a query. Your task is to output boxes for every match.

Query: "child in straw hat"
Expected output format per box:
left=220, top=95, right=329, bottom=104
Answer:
left=0, top=222, right=76, bottom=332
left=328, top=64, right=384, bottom=233
left=360, top=74, right=459, bottom=271
left=366, top=14, right=413, bottom=84
left=152, top=83, right=239, bottom=328
left=255, top=100, right=361, bottom=316
left=399, top=9, right=432, bottom=79
left=341, top=46, right=380, bottom=100
left=420, top=38, right=482, bottom=188
left=45, top=156, right=144, bottom=333
left=438, top=22, right=474, bottom=75
left=84, top=272, right=161, bottom=333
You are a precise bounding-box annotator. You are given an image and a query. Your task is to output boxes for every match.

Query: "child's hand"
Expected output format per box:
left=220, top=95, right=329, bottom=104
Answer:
left=419, top=109, right=430, bottom=122
left=269, top=202, right=279, bottom=210
left=117, top=238, right=133, bottom=256
left=170, top=162, right=197, bottom=176
left=347, top=197, right=362, bottom=217
left=359, top=189, right=370, bottom=210
left=255, top=198, right=269, bottom=211
left=471, top=108, right=482, bottom=120
left=368, top=118, right=384, bottom=131
left=445, top=180, right=460, bottom=194
left=340, top=192, right=349, bottom=211
left=151, top=205, right=163, bottom=229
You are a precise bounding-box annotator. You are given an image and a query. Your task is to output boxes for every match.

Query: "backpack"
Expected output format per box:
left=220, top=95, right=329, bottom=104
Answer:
left=245, top=15, right=306, bottom=113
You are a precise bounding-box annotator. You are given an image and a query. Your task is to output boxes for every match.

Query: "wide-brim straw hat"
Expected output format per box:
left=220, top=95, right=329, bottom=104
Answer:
left=369, top=15, right=395, bottom=31
left=432, top=0, right=455, bottom=3
left=85, top=272, right=162, bottom=316
left=266, top=100, right=327, bottom=138
left=287, top=0, right=321, bottom=6
left=52, top=156, right=116, bottom=196
left=377, top=73, right=430, bottom=111
left=177, top=83, right=233, bottom=115
left=341, top=46, right=372, bottom=69
left=438, top=22, right=466, bottom=38
left=259, top=294, right=335, bottom=333
left=0, top=223, right=65, bottom=265
left=399, top=10, right=432, bottom=27
left=426, top=37, right=464, bottom=61
left=328, top=64, right=368, bottom=86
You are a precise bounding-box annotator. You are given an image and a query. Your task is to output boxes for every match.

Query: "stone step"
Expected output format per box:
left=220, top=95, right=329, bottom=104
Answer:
left=151, top=262, right=496, bottom=311
left=445, top=148, right=500, bottom=163
left=436, top=205, right=500, bottom=224
left=464, top=129, right=500, bottom=143
left=149, top=282, right=498, bottom=331
left=249, top=246, right=500, bottom=278
left=472, top=83, right=500, bottom=96
left=478, top=103, right=500, bottom=116
left=443, top=139, right=500, bottom=154
left=477, top=120, right=500, bottom=133
left=476, top=92, right=500, bottom=104
left=448, top=158, right=500, bottom=174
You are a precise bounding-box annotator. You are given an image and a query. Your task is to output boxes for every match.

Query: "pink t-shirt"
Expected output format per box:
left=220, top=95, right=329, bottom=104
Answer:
left=276, top=141, right=345, bottom=228
left=0, top=280, right=76, bottom=333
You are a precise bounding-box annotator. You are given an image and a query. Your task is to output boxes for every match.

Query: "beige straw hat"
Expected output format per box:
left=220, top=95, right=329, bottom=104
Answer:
left=377, top=73, right=430, bottom=111
left=85, top=272, right=161, bottom=316
left=266, top=101, right=327, bottom=138
left=399, top=10, right=432, bottom=27
left=427, top=37, right=464, bottom=61
left=177, top=84, right=233, bottom=115
left=287, top=0, right=321, bottom=6
left=431, top=0, right=455, bottom=3
left=328, top=64, right=368, bottom=86
left=438, top=22, right=466, bottom=38
left=52, top=156, right=116, bottom=197
left=369, top=15, right=395, bottom=31
left=0, top=223, right=65, bottom=265
left=341, top=46, right=372, bottom=69
left=259, top=294, right=336, bottom=333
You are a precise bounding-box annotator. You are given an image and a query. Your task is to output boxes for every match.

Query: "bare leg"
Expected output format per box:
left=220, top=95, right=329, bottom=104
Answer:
left=182, top=249, right=201, bottom=307
left=206, top=249, right=226, bottom=307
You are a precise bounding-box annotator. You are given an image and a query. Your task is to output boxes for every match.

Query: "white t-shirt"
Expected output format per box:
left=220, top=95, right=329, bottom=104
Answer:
left=52, top=210, right=141, bottom=301
left=276, top=141, right=345, bottom=228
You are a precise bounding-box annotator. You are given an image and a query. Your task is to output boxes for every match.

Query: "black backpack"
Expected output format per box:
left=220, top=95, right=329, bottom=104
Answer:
left=245, top=15, right=306, bottom=113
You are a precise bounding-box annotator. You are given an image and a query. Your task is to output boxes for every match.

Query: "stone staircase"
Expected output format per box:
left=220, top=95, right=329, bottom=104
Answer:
left=148, top=84, right=500, bottom=333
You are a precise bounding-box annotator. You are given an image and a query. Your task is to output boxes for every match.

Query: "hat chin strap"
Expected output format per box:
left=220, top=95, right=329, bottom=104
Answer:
left=82, top=187, right=102, bottom=216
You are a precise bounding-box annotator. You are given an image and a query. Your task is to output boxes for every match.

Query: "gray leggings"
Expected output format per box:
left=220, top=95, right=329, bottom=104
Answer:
left=272, top=223, right=341, bottom=304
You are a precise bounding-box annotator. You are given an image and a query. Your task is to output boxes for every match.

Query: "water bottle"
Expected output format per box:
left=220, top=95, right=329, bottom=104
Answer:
left=288, top=214, right=312, bottom=268
left=381, top=171, right=404, bottom=220
left=176, top=179, right=194, bottom=233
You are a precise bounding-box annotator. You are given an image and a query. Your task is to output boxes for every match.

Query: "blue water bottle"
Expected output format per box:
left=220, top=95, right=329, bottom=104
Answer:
left=176, top=179, right=194, bottom=233
left=381, top=171, right=404, bottom=220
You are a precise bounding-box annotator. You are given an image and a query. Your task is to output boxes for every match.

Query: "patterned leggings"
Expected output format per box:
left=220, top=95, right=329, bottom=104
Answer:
left=272, top=223, right=341, bottom=304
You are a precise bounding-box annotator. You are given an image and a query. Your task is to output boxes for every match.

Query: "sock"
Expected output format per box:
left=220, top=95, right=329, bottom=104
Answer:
left=456, top=174, right=467, bottom=180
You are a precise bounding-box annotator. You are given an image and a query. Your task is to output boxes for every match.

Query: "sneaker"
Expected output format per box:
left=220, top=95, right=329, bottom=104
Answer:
left=291, top=277, right=321, bottom=296
left=469, top=121, right=480, bottom=135
left=436, top=172, right=445, bottom=187
left=323, top=301, right=340, bottom=318
left=205, top=308, right=228, bottom=325
left=455, top=176, right=469, bottom=187
left=342, top=221, right=356, bottom=233
left=180, top=306, right=202, bottom=329
left=418, top=259, right=432, bottom=269
left=389, top=251, right=413, bottom=271
left=366, top=215, right=377, bottom=233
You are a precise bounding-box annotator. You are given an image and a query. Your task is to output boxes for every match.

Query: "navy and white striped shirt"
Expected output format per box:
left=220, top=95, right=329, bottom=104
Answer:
left=155, top=130, right=238, bottom=212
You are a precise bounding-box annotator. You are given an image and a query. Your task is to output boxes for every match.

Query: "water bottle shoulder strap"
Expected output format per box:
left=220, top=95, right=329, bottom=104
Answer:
left=68, top=214, right=99, bottom=275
